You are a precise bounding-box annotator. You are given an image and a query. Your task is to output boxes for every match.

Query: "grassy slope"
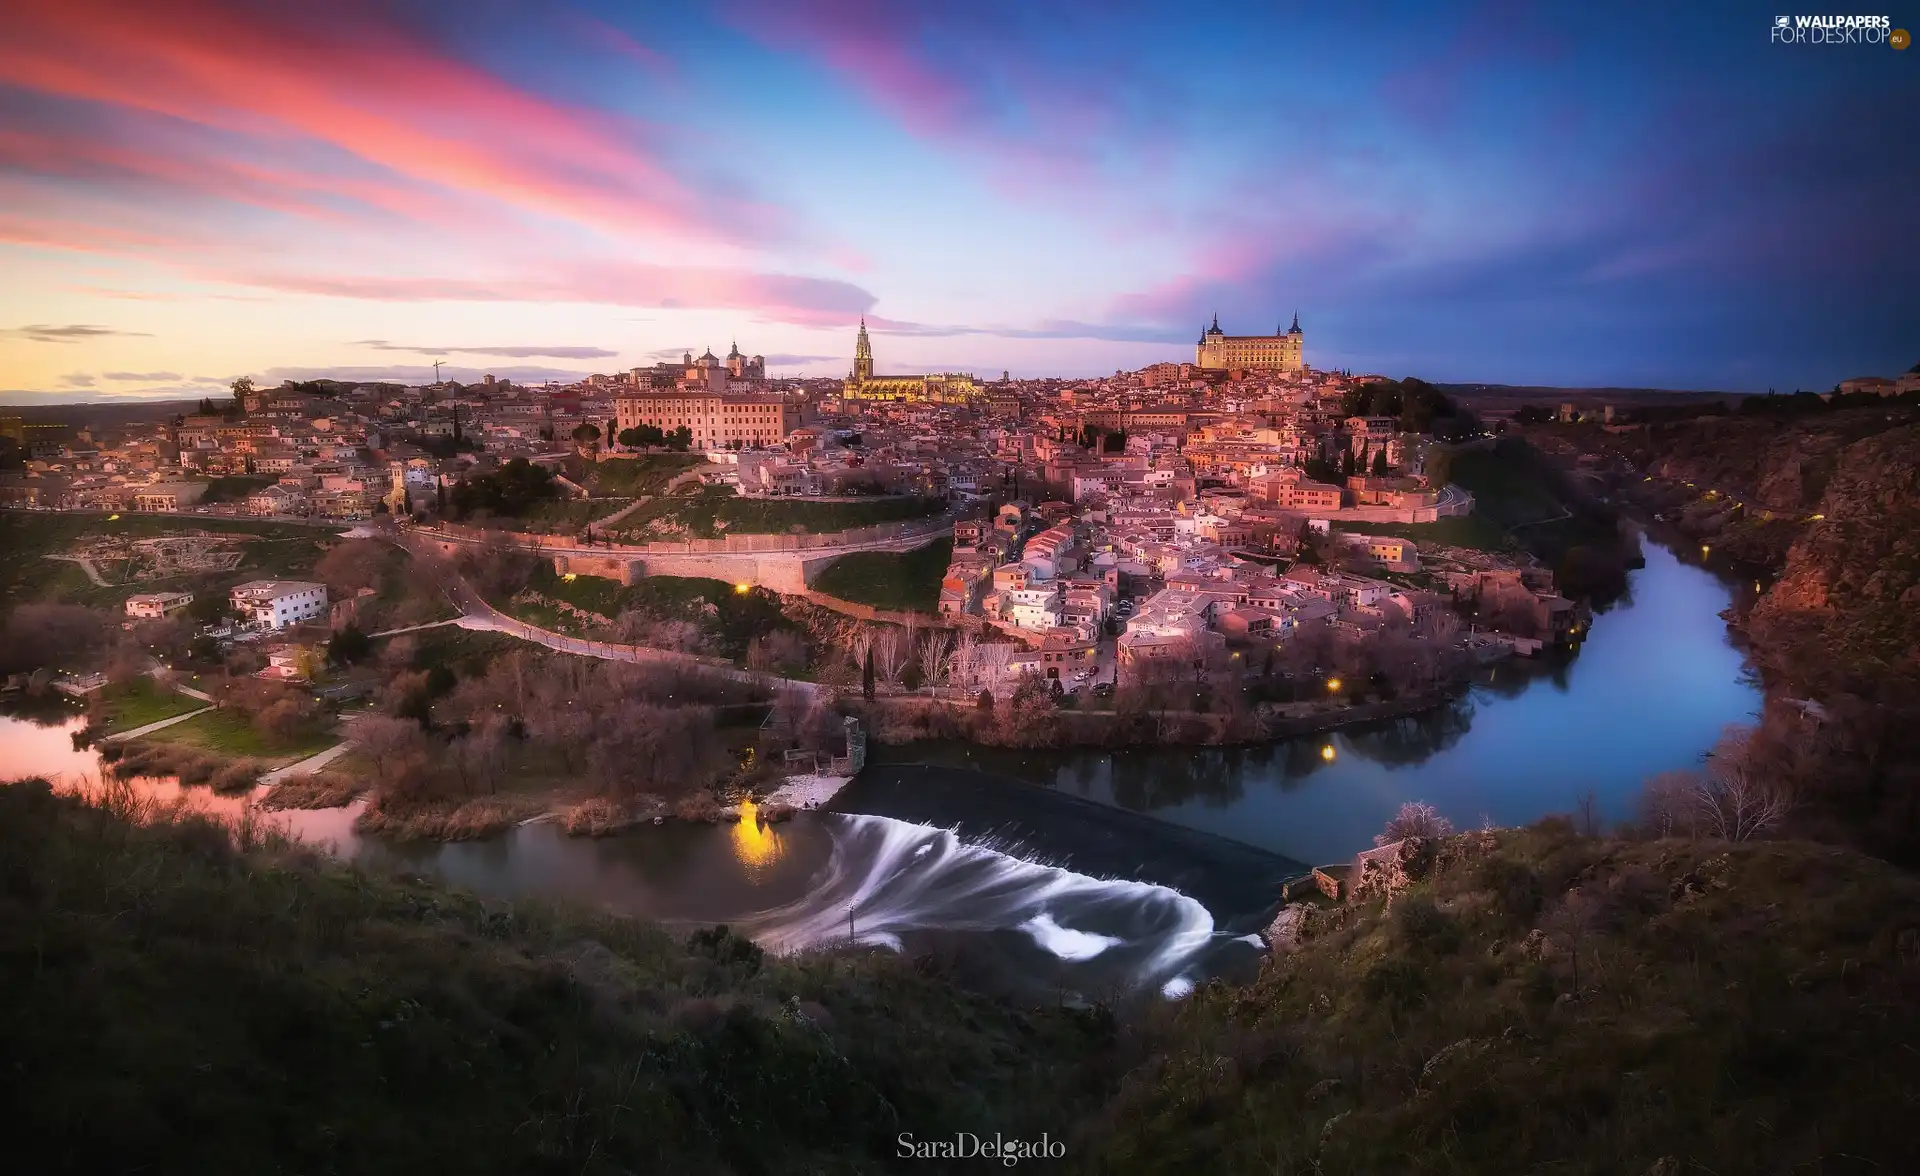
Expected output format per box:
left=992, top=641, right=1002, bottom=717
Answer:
left=576, top=453, right=705, bottom=495
left=610, top=491, right=946, bottom=539
left=506, top=564, right=797, bottom=658
left=3, top=785, right=1917, bottom=1173
left=0, top=511, right=333, bottom=608
left=0, top=783, right=1109, bottom=1175
left=810, top=537, right=954, bottom=612
left=1091, top=821, right=1920, bottom=1174
left=1448, top=441, right=1569, bottom=528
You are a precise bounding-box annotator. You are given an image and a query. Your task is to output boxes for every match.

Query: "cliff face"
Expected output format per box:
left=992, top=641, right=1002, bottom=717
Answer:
left=1747, top=424, right=1920, bottom=697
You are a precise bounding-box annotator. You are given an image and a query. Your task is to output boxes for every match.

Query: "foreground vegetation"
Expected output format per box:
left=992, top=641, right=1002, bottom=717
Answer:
left=5, top=783, right=1915, bottom=1173
left=0, top=782, right=1106, bottom=1174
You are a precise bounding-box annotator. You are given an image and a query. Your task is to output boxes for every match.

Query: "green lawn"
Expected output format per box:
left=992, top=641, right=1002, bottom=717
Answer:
left=809, top=537, right=953, bottom=613
left=94, top=679, right=203, bottom=734
left=1333, top=513, right=1517, bottom=553
left=608, top=491, right=946, bottom=540
left=141, top=706, right=337, bottom=764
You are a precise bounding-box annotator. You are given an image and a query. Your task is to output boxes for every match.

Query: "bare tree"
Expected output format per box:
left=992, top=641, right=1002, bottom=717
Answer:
left=917, top=630, right=951, bottom=689
left=875, top=626, right=911, bottom=686
left=1574, top=788, right=1602, bottom=837
left=1377, top=800, right=1454, bottom=846
left=1544, top=886, right=1604, bottom=994
left=844, top=627, right=877, bottom=678
left=353, top=714, right=433, bottom=790
left=949, top=629, right=978, bottom=691
left=448, top=721, right=508, bottom=795
left=1636, top=770, right=1695, bottom=838
left=1691, top=724, right=1793, bottom=841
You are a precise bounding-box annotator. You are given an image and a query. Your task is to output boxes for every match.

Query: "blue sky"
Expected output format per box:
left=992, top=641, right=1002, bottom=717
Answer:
left=0, top=0, right=1914, bottom=403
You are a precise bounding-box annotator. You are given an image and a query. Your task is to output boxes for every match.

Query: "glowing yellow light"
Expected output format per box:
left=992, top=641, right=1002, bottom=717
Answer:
left=562, top=572, right=577, bottom=581
left=1700, top=545, right=1710, bottom=556
left=734, top=583, right=751, bottom=593
left=1326, top=677, right=1343, bottom=693
left=730, top=799, right=785, bottom=871
left=1320, top=744, right=1336, bottom=761
left=107, top=513, right=120, bottom=521
left=1808, top=514, right=1824, bottom=521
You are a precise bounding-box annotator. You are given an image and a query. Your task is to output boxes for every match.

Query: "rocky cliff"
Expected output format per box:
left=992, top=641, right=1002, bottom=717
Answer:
left=1747, top=423, right=1920, bottom=698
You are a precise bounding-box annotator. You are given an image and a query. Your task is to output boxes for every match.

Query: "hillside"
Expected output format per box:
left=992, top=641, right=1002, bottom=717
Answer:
left=1092, top=821, right=1920, bottom=1174
left=0, top=781, right=1107, bottom=1175
left=1534, top=410, right=1920, bottom=861
left=1745, top=423, right=1920, bottom=697
left=6, top=782, right=1919, bottom=1173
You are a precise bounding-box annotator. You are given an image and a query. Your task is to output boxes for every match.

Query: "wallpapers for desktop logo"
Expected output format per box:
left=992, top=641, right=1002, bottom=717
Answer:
left=1770, top=14, right=1907, bottom=45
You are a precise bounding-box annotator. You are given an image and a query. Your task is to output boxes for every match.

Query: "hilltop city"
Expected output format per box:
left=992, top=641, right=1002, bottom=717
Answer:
left=7, top=316, right=1918, bottom=725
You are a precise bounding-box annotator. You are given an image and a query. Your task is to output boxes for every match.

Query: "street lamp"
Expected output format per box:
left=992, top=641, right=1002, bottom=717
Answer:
left=1326, top=677, right=1342, bottom=693
left=1320, top=744, right=1336, bottom=762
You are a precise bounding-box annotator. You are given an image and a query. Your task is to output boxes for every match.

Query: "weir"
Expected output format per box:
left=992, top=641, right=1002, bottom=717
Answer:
left=827, top=764, right=1305, bottom=931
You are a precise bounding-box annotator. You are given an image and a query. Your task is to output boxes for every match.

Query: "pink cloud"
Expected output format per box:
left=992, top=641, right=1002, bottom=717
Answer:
left=0, top=0, right=778, bottom=245
left=223, top=260, right=875, bottom=327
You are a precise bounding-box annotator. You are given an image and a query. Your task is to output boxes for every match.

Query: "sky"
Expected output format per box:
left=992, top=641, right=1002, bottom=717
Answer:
left=1, top=0, right=1915, bottom=405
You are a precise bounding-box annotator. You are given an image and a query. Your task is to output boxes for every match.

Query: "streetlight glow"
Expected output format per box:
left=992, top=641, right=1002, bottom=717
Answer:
left=734, top=583, right=752, bottom=594
left=1320, top=744, right=1336, bottom=761
left=1326, top=677, right=1342, bottom=692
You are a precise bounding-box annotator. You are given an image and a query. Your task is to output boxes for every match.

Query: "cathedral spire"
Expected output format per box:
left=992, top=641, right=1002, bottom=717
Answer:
left=1290, top=310, right=1301, bottom=334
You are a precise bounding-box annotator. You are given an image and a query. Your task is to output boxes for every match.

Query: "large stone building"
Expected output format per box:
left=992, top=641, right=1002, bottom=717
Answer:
left=629, top=344, right=766, bottom=391
left=1195, top=312, right=1304, bottom=372
left=612, top=389, right=803, bottom=451
left=842, top=318, right=980, bottom=402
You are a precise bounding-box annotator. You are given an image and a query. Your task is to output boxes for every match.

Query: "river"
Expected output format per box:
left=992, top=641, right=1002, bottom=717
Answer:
left=0, top=537, right=1758, bottom=998
left=872, top=538, right=1761, bottom=866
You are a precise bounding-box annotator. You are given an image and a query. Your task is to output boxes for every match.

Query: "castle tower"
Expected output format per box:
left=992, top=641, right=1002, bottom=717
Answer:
left=852, top=317, right=874, bottom=382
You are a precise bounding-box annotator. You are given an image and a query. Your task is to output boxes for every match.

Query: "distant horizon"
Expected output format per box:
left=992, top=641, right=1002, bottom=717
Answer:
left=3, top=2, right=1914, bottom=400
left=0, top=374, right=1799, bottom=412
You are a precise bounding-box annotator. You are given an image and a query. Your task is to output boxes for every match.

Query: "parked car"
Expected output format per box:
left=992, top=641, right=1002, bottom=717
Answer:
left=1092, top=682, right=1115, bottom=699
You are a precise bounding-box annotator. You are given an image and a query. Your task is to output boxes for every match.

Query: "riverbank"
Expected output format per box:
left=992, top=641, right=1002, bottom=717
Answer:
left=853, top=680, right=1478, bottom=752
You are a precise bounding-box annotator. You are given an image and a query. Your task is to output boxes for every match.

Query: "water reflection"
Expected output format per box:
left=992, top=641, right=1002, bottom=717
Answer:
left=872, top=539, right=1761, bottom=865
left=731, top=799, right=787, bottom=874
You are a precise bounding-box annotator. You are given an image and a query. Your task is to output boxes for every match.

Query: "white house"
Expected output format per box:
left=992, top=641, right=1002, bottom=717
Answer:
left=229, top=580, right=329, bottom=630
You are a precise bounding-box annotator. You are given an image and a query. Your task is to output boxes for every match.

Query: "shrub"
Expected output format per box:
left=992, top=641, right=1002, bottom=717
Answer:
left=1477, top=857, right=1544, bottom=923
left=1394, top=895, right=1462, bottom=954
left=1360, top=958, right=1430, bottom=1009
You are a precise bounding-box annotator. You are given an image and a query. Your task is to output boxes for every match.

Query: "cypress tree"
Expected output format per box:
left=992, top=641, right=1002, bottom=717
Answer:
left=862, top=648, right=876, bottom=701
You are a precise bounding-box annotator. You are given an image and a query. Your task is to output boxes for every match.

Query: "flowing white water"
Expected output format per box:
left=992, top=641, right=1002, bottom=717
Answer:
left=737, top=813, right=1226, bottom=993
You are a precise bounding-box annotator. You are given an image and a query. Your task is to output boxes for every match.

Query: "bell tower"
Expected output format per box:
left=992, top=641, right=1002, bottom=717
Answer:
left=852, top=317, right=874, bottom=382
